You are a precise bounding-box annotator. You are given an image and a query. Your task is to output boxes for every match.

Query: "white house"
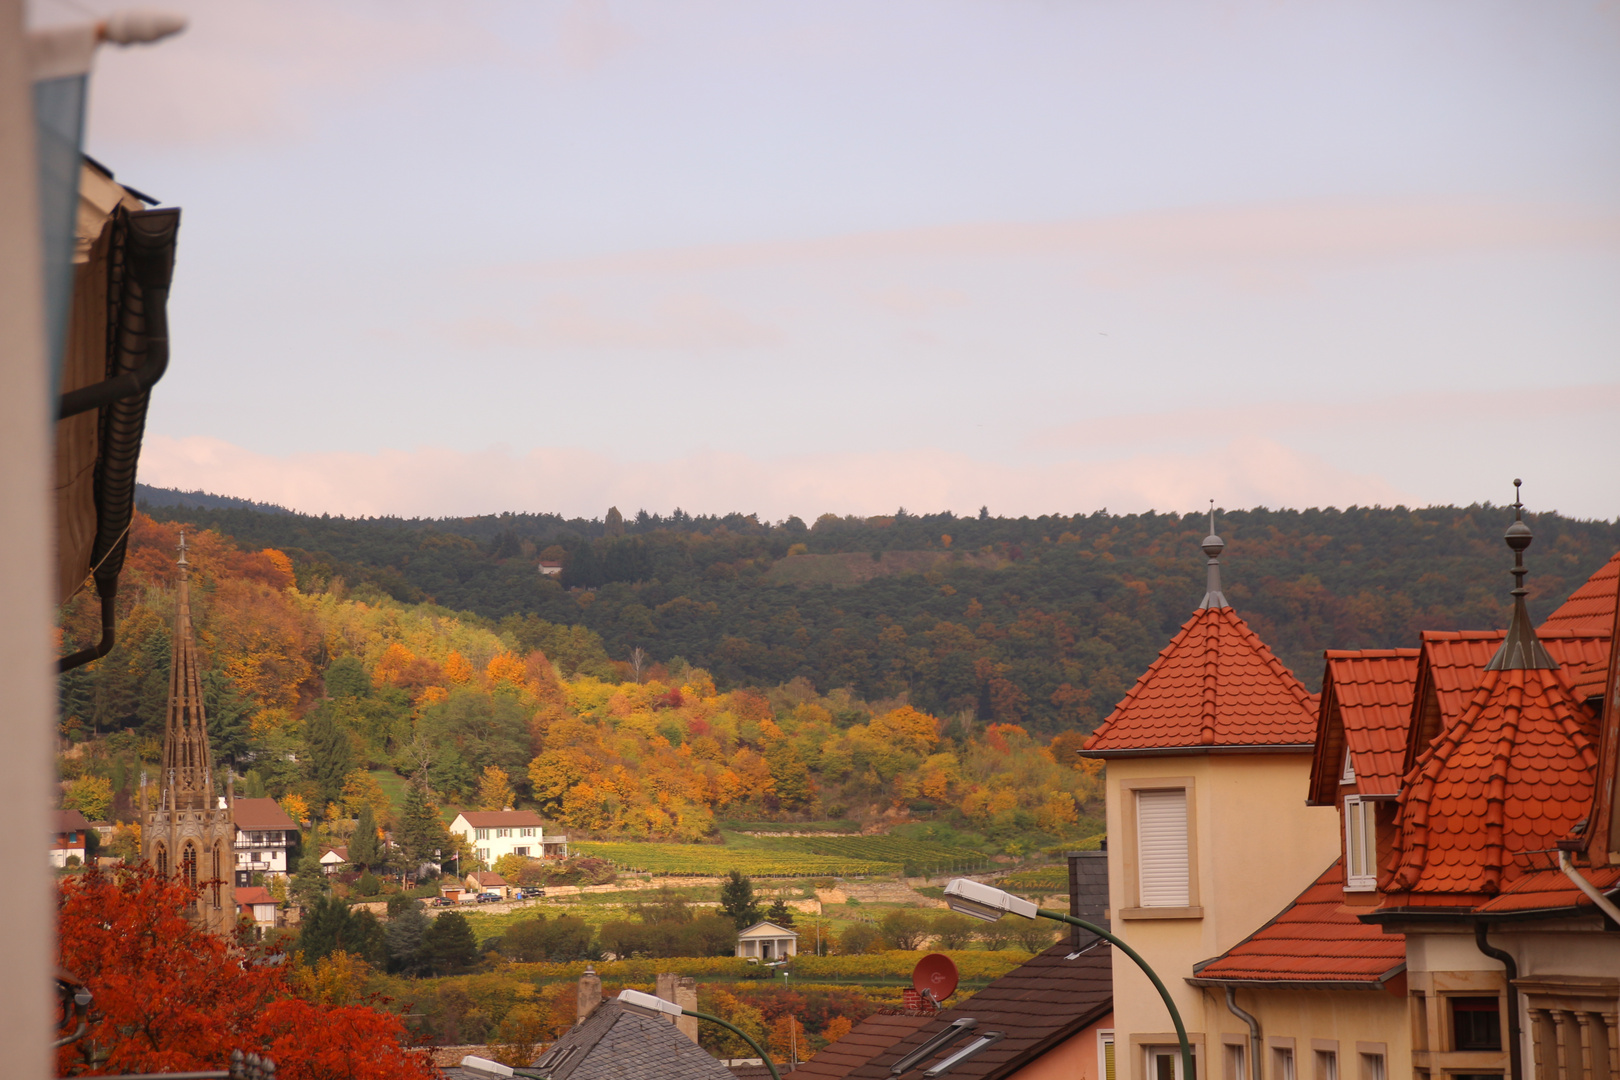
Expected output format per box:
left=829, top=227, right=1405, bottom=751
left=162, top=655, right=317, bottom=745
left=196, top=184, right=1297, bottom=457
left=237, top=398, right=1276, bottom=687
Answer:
left=538, top=561, right=564, bottom=577
left=449, top=810, right=567, bottom=866
left=52, top=809, right=90, bottom=868
left=232, top=797, right=299, bottom=886
left=235, top=885, right=278, bottom=930
left=735, top=920, right=798, bottom=961
left=318, top=845, right=348, bottom=875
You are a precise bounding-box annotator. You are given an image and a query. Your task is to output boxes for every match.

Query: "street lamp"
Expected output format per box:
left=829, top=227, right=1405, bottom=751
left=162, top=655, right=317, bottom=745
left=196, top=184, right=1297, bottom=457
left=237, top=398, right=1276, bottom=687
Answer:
left=616, top=989, right=782, bottom=1080
left=943, top=879, right=1194, bottom=1080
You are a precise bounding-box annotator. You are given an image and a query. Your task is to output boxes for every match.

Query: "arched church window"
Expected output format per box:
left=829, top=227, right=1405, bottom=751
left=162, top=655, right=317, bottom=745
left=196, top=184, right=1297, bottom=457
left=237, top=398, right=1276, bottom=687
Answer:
left=182, top=842, right=198, bottom=892
left=154, top=843, right=168, bottom=878
left=211, top=842, right=223, bottom=908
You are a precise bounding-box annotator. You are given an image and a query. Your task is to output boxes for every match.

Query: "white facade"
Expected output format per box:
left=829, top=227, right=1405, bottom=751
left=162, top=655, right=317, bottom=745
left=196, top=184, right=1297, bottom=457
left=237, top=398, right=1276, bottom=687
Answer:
left=449, top=810, right=567, bottom=866
left=736, top=920, right=799, bottom=960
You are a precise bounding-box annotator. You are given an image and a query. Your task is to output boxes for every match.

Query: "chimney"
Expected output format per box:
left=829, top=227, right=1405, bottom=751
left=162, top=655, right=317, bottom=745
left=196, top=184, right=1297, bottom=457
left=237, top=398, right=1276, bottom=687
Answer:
left=655, top=972, right=679, bottom=1023
left=676, top=976, right=699, bottom=1043
left=1066, top=847, right=1109, bottom=947
left=577, top=966, right=602, bottom=1025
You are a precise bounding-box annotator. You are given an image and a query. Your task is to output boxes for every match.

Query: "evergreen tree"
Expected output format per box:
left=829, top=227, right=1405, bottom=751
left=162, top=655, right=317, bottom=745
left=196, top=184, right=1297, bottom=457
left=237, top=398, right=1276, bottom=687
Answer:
left=719, top=870, right=762, bottom=929
left=765, top=898, right=795, bottom=928
left=384, top=900, right=430, bottom=975
left=297, top=895, right=387, bottom=965
left=349, top=803, right=382, bottom=871
left=422, top=911, right=479, bottom=973
left=399, top=775, right=447, bottom=867
left=290, top=847, right=327, bottom=910
left=202, top=670, right=252, bottom=767
left=305, top=703, right=352, bottom=810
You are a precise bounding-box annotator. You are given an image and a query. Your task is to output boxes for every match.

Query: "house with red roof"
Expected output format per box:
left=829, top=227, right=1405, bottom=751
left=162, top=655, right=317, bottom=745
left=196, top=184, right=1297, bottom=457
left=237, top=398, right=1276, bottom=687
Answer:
left=1080, top=521, right=1342, bottom=1080
left=1357, top=505, right=1619, bottom=1080
left=1189, top=498, right=1619, bottom=1080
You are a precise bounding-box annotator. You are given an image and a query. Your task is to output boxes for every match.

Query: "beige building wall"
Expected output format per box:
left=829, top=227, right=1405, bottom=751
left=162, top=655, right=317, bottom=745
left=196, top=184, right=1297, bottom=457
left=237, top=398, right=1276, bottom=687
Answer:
left=1193, top=987, right=1410, bottom=1080
left=1004, top=1016, right=1115, bottom=1080
left=1104, top=752, right=1341, bottom=1079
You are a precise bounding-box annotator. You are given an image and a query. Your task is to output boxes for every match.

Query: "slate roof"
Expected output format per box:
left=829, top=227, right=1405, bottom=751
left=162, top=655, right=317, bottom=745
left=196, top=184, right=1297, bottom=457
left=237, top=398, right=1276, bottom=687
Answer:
left=1385, top=665, right=1599, bottom=904
left=232, top=797, right=298, bottom=831
left=1308, top=649, right=1419, bottom=804
left=521, top=1000, right=734, bottom=1080
left=1539, top=550, right=1620, bottom=636
left=833, top=941, right=1113, bottom=1080
left=456, top=810, right=548, bottom=828
left=785, top=1014, right=933, bottom=1080
left=1190, top=858, right=1405, bottom=986
left=1083, top=605, right=1317, bottom=754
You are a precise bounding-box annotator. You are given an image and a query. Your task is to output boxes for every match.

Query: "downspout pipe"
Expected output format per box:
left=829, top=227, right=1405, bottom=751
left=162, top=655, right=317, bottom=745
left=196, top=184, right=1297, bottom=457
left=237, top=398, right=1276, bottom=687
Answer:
left=1473, top=923, right=1522, bottom=1080
left=1224, top=987, right=1263, bottom=1080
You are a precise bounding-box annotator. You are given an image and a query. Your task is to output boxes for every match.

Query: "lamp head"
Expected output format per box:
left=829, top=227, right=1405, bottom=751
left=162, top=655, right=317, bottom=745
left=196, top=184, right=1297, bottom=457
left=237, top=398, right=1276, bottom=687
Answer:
left=943, top=878, right=1038, bottom=922
left=616, top=988, right=683, bottom=1017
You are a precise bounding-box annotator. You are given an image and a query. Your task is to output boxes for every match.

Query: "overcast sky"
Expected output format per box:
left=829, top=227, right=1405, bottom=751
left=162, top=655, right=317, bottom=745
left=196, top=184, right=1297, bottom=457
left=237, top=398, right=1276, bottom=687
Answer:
left=42, top=0, right=1620, bottom=520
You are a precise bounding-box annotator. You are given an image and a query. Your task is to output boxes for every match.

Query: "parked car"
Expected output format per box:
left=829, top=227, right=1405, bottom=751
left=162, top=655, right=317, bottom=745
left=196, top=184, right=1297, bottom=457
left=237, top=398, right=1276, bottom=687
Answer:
left=429, top=896, right=453, bottom=907
left=517, top=887, right=546, bottom=899
left=476, top=892, right=502, bottom=903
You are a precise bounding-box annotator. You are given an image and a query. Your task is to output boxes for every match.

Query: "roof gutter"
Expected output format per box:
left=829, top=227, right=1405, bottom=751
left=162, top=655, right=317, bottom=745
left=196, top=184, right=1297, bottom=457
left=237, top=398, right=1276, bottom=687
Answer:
left=1186, top=964, right=1405, bottom=993
left=1080, top=744, right=1314, bottom=760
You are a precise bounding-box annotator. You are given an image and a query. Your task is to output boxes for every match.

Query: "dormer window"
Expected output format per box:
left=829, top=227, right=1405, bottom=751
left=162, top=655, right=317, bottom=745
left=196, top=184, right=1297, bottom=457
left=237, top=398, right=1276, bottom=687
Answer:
left=1344, top=796, right=1377, bottom=891
left=1340, top=749, right=1355, bottom=784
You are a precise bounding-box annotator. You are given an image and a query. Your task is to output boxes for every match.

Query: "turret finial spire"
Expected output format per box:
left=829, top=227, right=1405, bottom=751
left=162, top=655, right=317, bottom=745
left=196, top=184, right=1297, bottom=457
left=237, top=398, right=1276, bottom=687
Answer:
left=1487, top=479, right=1558, bottom=671
left=1199, top=501, right=1229, bottom=609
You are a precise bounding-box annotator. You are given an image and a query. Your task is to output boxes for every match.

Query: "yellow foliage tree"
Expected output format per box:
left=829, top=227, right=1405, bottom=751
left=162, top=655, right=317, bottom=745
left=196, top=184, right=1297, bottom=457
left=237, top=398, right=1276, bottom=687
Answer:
left=341, top=769, right=393, bottom=822
left=444, top=650, right=474, bottom=685
left=823, top=1015, right=853, bottom=1044
left=769, top=1013, right=808, bottom=1065
left=477, top=765, right=515, bottom=811
left=485, top=651, right=527, bottom=687
left=280, top=792, right=311, bottom=825
left=290, top=950, right=371, bottom=1006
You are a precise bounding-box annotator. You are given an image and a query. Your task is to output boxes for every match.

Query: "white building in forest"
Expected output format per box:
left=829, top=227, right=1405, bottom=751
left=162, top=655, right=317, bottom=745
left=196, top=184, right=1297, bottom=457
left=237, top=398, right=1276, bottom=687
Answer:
left=448, top=809, right=568, bottom=866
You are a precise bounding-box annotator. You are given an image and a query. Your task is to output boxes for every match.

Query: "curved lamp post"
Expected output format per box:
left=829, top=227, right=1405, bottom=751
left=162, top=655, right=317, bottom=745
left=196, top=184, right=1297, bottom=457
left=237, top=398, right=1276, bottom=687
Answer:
left=616, top=989, right=782, bottom=1080
left=944, top=878, right=1195, bottom=1080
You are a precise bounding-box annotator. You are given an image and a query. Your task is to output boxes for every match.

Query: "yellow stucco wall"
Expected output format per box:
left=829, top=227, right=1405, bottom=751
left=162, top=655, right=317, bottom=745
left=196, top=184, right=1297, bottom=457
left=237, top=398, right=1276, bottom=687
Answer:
left=1104, top=752, right=1343, bottom=1079
left=1194, top=985, right=1410, bottom=1080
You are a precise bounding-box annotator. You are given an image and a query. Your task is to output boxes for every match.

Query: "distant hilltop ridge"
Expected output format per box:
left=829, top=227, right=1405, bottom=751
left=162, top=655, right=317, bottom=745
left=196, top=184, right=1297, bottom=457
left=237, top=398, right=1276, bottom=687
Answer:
left=135, top=483, right=291, bottom=515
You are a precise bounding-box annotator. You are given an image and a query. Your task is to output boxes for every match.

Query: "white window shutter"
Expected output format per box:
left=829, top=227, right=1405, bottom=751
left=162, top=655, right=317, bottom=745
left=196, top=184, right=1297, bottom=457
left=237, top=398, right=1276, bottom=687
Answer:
left=1137, top=789, right=1190, bottom=906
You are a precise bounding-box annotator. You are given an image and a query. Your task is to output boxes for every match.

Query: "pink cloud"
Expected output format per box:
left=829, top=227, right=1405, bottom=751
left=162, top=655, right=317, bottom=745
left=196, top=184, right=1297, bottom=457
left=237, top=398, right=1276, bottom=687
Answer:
left=138, top=433, right=1413, bottom=521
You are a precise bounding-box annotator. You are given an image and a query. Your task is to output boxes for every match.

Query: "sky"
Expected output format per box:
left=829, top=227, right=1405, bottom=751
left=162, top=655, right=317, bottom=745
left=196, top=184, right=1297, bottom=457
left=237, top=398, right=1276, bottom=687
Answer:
left=38, top=0, right=1620, bottom=520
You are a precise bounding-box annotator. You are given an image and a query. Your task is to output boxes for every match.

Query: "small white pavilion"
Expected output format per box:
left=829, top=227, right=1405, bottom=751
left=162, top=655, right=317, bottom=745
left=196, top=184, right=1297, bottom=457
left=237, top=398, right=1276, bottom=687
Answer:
left=735, top=920, right=799, bottom=961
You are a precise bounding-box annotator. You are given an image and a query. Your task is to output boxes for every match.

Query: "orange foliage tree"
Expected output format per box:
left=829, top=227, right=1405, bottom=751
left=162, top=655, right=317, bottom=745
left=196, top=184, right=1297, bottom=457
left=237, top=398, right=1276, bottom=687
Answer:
left=57, top=866, right=434, bottom=1079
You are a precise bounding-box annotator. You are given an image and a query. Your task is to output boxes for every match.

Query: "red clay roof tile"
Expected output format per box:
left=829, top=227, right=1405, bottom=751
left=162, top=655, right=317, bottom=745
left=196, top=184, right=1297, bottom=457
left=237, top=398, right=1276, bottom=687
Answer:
left=1539, top=550, right=1619, bottom=636
left=1385, top=666, right=1599, bottom=903
left=1401, top=631, right=1609, bottom=778
left=1083, top=606, right=1316, bottom=754
left=1310, top=650, right=1419, bottom=803
left=1194, top=859, right=1405, bottom=984
left=1472, top=865, right=1620, bottom=914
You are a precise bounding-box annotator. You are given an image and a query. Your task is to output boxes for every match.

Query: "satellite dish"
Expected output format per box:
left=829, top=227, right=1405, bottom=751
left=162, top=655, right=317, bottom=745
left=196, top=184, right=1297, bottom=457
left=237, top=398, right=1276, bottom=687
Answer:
left=911, top=953, right=960, bottom=1004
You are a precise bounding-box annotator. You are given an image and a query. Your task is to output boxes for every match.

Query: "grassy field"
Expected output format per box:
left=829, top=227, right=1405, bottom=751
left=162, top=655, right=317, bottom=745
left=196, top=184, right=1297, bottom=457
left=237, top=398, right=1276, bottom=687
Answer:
left=572, top=841, right=902, bottom=878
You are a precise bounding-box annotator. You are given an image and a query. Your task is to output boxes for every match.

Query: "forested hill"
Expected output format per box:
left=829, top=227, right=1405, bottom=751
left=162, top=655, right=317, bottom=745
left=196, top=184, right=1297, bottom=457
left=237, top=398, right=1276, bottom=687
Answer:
left=137, top=491, right=1620, bottom=736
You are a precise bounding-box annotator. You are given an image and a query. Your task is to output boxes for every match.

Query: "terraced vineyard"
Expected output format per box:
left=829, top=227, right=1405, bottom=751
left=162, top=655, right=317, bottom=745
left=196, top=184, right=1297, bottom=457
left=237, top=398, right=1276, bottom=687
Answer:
left=994, top=867, right=1069, bottom=892
left=769, top=836, right=993, bottom=877
left=573, top=841, right=901, bottom=878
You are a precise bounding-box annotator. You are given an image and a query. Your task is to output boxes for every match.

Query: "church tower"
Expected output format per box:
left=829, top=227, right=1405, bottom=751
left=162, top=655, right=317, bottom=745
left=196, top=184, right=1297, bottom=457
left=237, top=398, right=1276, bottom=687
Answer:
left=141, top=532, right=235, bottom=933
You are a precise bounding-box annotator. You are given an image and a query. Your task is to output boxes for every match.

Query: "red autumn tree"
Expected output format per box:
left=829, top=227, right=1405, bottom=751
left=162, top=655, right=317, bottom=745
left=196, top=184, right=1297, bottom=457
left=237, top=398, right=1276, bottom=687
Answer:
left=57, top=866, right=435, bottom=1079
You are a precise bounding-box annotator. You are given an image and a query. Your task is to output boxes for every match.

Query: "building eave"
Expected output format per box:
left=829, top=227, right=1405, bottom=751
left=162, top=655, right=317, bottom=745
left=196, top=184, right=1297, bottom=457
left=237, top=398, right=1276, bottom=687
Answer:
left=1080, top=743, right=1315, bottom=760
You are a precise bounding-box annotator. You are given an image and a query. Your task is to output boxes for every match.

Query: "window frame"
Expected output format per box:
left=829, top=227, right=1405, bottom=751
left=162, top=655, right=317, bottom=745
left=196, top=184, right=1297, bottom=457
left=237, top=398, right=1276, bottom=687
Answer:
left=1099, top=1030, right=1116, bottom=1080
left=1118, top=776, right=1202, bottom=920
left=1344, top=795, right=1378, bottom=891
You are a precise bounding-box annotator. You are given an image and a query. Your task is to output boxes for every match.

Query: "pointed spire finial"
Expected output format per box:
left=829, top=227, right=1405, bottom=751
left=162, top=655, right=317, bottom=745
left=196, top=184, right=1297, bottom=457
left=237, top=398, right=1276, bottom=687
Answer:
left=1487, top=478, right=1557, bottom=671
left=1199, top=501, right=1229, bottom=609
